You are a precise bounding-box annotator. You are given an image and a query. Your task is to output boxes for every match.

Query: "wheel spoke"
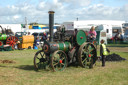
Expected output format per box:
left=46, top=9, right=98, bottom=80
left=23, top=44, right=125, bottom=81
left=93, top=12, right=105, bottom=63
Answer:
left=81, top=55, right=85, bottom=58
left=61, top=57, right=65, bottom=61
left=40, top=52, right=44, bottom=57
left=90, top=54, right=94, bottom=57
left=82, top=58, right=87, bottom=63
left=37, top=62, right=41, bottom=68
left=61, top=63, right=65, bottom=66
left=53, top=62, right=58, bottom=66
left=89, top=48, right=94, bottom=52
left=59, top=52, right=63, bottom=57
left=36, top=57, right=40, bottom=60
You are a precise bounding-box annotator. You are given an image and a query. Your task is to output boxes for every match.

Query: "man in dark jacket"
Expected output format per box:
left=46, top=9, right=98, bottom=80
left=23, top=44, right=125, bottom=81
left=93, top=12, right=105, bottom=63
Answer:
left=41, top=32, right=47, bottom=41
left=100, top=39, right=110, bottom=67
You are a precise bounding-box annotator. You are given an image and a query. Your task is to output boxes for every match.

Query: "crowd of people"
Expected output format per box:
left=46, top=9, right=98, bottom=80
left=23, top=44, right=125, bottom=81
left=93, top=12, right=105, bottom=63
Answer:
left=34, top=32, right=48, bottom=49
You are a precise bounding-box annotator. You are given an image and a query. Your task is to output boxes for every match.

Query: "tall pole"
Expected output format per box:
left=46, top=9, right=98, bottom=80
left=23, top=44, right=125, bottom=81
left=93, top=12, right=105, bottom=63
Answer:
left=48, top=11, right=55, bottom=42
left=25, top=17, right=28, bottom=33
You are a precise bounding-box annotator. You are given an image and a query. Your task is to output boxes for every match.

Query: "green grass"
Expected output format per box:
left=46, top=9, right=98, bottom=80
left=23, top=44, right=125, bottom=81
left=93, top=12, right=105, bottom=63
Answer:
left=0, top=48, right=128, bottom=85
left=107, top=44, right=128, bottom=47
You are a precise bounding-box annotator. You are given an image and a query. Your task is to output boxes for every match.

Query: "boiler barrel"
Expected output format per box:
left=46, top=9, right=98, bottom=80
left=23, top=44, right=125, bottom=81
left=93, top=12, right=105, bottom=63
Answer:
left=58, top=42, right=71, bottom=52
left=0, top=34, right=7, bottom=41
left=43, top=42, right=71, bottom=53
left=22, top=35, right=34, bottom=43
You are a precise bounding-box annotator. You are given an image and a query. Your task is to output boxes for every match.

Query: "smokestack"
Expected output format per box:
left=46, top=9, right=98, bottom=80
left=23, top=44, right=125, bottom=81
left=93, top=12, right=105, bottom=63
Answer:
left=48, top=11, right=55, bottom=42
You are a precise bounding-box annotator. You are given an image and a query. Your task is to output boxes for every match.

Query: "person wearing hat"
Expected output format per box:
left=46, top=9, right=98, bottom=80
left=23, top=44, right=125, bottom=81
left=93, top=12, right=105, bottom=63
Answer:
left=100, top=39, right=110, bottom=67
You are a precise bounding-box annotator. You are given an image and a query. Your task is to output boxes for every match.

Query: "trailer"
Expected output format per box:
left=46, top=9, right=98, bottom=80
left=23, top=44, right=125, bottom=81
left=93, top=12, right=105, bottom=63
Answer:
left=122, top=22, right=128, bottom=42
left=95, top=25, right=112, bottom=39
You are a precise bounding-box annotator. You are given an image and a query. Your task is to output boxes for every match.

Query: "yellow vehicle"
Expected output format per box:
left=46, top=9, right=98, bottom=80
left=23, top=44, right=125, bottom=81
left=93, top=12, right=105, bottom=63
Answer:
left=18, top=35, right=34, bottom=49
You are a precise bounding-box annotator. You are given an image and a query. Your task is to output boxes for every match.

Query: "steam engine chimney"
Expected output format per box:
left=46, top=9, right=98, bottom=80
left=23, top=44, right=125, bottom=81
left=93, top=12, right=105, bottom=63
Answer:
left=48, top=11, right=55, bottom=42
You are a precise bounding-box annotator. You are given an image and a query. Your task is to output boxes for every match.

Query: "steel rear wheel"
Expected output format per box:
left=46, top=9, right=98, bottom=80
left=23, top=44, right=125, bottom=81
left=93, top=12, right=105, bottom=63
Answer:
left=51, top=50, right=67, bottom=72
left=78, top=42, right=97, bottom=68
left=34, top=50, right=48, bottom=70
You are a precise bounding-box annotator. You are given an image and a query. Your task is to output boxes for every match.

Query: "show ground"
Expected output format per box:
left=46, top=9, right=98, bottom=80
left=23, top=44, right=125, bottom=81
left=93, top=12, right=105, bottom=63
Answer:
left=0, top=44, right=128, bottom=85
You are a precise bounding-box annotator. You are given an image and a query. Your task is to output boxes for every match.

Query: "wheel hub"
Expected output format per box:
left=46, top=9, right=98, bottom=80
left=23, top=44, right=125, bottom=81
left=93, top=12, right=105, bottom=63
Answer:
left=59, top=60, right=62, bottom=63
left=88, top=54, right=91, bottom=57
left=10, top=40, right=14, bottom=44
left=40, top=58, right=46, bottom=62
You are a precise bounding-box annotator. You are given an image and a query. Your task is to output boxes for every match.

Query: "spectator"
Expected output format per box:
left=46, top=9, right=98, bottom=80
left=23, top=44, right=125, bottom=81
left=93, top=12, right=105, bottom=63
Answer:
left=35, top=37, right=40, bottom=49
left=28, top=32, right=31, bottom=35
left=119, top=32, right=123, bottom=43
left=114, top=33, right=120, bottom=44
left=100, top=39, right=110, bottom=67
left=88, top=26, right=97, bottom=42
left=41, top=32, right=47, bottom=41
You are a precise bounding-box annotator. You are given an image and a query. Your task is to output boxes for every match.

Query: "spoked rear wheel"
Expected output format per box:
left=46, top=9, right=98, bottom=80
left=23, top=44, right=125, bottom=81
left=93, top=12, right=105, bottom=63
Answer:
left=78, top=42, right=97, bottom=68
left=51, top=50, right=67, bottom=72
left=34, top=50, right=49, bottom=70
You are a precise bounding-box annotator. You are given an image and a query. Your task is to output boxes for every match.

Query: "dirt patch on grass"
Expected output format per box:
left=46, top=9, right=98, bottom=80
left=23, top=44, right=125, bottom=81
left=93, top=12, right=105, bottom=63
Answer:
left=0, top=60, right=16, bottom=64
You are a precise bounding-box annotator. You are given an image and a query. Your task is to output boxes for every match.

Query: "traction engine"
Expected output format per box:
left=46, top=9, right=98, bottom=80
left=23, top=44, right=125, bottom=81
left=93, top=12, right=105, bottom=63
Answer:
left=0, top=26, right=18, bottom=51
left=33, top=11, right=97, bottom=71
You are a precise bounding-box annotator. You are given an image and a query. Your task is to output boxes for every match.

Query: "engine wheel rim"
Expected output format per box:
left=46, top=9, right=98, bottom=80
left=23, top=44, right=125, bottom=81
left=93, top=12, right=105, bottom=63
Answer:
left=6, top=36, right=18, bottom=49
left=51, top=50, right=67, bottom=71
left=78, top=43, right=96, bottom=68
left=34, top=50, right=48, bottom=70
left=0, top=41, right=3, bottom=46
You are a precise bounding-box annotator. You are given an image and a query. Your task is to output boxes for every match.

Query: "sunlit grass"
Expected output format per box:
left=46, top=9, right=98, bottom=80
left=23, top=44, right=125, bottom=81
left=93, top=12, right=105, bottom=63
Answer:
left=0, top=48, right=128, bottom=85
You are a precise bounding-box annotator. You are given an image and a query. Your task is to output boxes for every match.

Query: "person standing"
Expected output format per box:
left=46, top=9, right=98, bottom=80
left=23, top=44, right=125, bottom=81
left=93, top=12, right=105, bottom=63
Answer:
left=41, top=32, right=48, bottom=41
left=114, top=33, right=119, bottom=44
left=35, top=36, right=40, bottom=49
left=119, top=32, right=123, bottom=43
left=100, top=39, right=110, bottom=67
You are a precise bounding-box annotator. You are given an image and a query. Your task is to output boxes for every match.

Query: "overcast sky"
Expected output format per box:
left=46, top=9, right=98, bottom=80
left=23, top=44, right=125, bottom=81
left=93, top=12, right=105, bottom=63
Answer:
left=0, top=0, right=128, bottom=24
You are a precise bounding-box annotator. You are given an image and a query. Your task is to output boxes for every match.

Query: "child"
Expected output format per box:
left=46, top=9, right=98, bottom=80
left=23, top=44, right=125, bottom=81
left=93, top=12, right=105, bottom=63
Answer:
left=35, top=37, right=40, bottom=49
left=100, top=39, right=110, bottom=67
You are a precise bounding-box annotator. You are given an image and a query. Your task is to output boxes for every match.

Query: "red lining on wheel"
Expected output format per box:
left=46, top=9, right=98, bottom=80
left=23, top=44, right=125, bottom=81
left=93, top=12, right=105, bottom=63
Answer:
left=0, top=41, right=2, bottom=46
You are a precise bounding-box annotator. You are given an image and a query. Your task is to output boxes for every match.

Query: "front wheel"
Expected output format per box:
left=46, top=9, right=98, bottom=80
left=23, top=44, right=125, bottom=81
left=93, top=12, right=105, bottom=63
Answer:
left=51, top=50, right=68, bottom=72
left=34, top=50, right=49, bottom=70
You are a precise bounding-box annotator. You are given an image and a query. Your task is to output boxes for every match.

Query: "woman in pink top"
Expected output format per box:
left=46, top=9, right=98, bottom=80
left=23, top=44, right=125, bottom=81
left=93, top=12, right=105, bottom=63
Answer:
left=88, top=26, right=97, bottom=41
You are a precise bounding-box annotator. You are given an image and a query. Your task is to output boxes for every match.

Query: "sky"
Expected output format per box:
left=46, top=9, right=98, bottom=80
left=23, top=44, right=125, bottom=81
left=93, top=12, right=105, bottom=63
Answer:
left=0, top=0, right=128, bottom=24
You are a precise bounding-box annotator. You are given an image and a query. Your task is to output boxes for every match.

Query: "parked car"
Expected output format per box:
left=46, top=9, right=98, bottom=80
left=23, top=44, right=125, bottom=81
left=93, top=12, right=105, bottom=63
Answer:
left=32, top=32, right=44, bottom=40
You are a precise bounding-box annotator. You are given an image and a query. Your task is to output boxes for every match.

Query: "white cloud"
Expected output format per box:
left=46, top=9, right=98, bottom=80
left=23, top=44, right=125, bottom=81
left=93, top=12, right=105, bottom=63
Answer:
left=77, top=4, right=128, bottom=20
left=59, top=0, right=92, bottom=7
left=0, top=1, right=128, bottom=24
left=13, top=15, right=20, bottom=19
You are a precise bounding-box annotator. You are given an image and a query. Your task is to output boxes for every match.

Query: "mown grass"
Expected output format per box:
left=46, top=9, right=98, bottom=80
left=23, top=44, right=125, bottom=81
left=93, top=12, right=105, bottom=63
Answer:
left=0, top=46, right=128, bottom=85
left=107, top=44, right=128, bottom=47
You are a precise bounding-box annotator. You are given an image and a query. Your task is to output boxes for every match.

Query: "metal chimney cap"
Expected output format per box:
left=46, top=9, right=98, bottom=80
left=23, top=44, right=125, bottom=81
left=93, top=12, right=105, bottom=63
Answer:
left=48, top=11, right=55, bottom=14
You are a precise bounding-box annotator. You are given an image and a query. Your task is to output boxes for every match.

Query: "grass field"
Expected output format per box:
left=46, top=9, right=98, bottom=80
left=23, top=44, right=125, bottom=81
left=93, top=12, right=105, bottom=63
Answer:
left=0, top=45, right=128, bottom=85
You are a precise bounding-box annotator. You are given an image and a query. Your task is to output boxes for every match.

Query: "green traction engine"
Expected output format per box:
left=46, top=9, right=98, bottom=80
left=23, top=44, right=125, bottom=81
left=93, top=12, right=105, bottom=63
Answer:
left=0, top=26, right=18, bottom=51
left=33, top=11, right=97, bottom=71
